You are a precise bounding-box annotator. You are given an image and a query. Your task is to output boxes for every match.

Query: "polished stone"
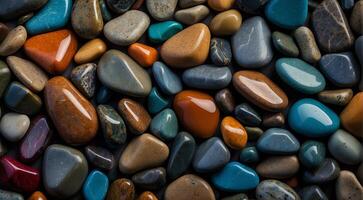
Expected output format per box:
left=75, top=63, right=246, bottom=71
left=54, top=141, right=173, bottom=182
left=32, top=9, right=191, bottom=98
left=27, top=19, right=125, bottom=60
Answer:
left=208, top=0, right=234, bottom=11
left=209, top=9, right=242, bottom=36
left=74, top=38, right=107, bottom=64
left=85, top=145, right=115, bottom=171
left=221, top=116, right=248, bottom=150
left=152, top=61, right=183, bottom=95
left=71, top=63, right=97, bottom=98
left=303, top=158, right=340, bottom=184
left=0, top=113, right=30, bottom=142
left=239, top=146, right=260, bottom=164
left=272, top=31, right=299, bottom=57
left=215, top=89, right=235, bottom=114
left=118, top=98, right=151, bottom=134
left=294, top=26, right=321, bottom=63
left=132, top=167, right=166, bottom=190
left=234, top=103, right=262, bottom=126
left=0, top=26, right=27, bottom=56
left=175, top=5, right=209, bottom=25
left=147, top=87, right=170, bottom=114
left=257, top=128, right=300, bottom=155
left=299, top=140, right=326, bottom=169
left=128, top=43, right=158, bottom=68
left=318, top=89, right=353, bottom=106
left=299, top=185, right=328, bottom=200
left=72, top=0, right=103, bottom=39
left=150, top=108, right=178, bottom=141
left=83, top=170, right=109, bottom=200
left=106, top=178, right=135, bottom=200
left=262, top=112, right=285, bottom=128
left=148, top=21, right=183, bottom=43
left=256, top=156, right=299, bottom=179
left=210, top=38, right=232, bottom=66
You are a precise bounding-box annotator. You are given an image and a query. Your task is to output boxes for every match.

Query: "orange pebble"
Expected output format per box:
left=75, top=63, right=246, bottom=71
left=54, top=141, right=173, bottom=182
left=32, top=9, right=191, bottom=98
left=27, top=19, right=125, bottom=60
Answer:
left=137, top=191, right=158, bottom=200
left=221, top=116, right=248, bottom=150
left=284, top=176, right=299, bottom=188
left=128, top=43, right=158, bottom=67
left=208, top=0, right=235, bottom=11
left=28, top=191, right=47, bottom=200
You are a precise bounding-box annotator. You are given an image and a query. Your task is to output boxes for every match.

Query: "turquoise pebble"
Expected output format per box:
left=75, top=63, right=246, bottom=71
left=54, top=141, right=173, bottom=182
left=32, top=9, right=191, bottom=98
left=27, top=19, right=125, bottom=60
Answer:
left=265, top=0, right=308, bottom=29
left=148, top=21, right=183, bottom=43
left=82, top=170, right=109, bottom=200
left=25, top=0, right=72, bottom=35
left=150, top=108, right=178, bottom=141
left=299, top=140, right=326, bottom=169
left=288, top=98, right=340, bottom=137
left=212, top=161, right=259, bottom=192
left=147, top=87, right=170, bottom=114
left=257, top=128, right=300, bottom=155
left=276, top=58, right=326, bottom=94
left=239, top=146, right=260, bottom=164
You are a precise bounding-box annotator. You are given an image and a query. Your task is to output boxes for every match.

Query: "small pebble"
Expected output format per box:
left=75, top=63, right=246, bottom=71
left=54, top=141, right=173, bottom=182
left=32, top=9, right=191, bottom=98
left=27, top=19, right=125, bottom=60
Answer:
left=174, top=5, right=209, bottom=25
left=272, top=31, right=299, bottom=57
left=210, top=38, right=232, bottom=66
left=209, top=9, right=242, bottom=36
left=317, top=89, right=353, bottom=106
left=0, top=113, right=30, bottom=142
left=294, top=26, right=321, bottom=63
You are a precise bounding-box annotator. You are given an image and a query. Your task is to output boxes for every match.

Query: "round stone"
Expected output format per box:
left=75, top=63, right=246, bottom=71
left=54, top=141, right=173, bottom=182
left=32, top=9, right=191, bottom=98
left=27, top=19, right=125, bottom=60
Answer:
left=146, top=0, right=178, bottom=21
left=0, top=113, right=30, bottom=142
left=82, top=170, right=109, bottom=200
left=106, top=178, right=135, bottom=200
left=220, top=116, right=248, bottom=150
left=118, top=98, right=151, bottom=134
left=0, top=26, right=27, bottom=56
left=256, top=156, right=299, bottom=179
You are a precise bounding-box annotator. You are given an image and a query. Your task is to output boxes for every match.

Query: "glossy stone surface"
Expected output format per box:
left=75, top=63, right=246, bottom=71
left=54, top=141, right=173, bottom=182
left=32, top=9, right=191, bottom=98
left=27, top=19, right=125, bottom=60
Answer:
left=336, top=170, right=363, bottom=200
left=0, top=61, right=11, bottom=98
left=74, top=38, right=107, bottom=64
left=0, top=26, right=27, bottom=56
left=106, top=0, right=136, bottom=14
left=83, top=170, right=109, bottom=200
left=118, top=98, right=151, bottom=134
left=85, top=145, right=115, bottom=171
left=0, top=113, right=30, bottom=142
left=128, top=43, right=158, bottom=68
left=147, top=87, right=169, bottom=114
left=340, top=92, right=363, bottom=138
left=233, top=70, right=289, bottom=111
left=256, top=180, right=300, bottom=200
left=318, top=89, right=353, bottom=106
left=150, top=108, right=178, bottom=141
left=303, top=158, right=340, bottom=184
left=232, top=16, right=273, bottom=68
left=208, top=0, right=234, bottom=11
left=0, top=189, right=24, bottom=200
left=173, top=90, right=220, bottom=138
left=148, top=21, right=183, bottom=43
left=294, top=26, right=321, bottom=63
left=137, top=191, right=158, bottom=200
left=239, top=146, right=260, bottom=164
left=44, top=76, right=98, bottom=145
left=299, top=141, right=326, bottom=169
left=215, top=89, right=235, bottom=114
left=257, top=156, right=299, bottom=179
left=71, top=63, right=97, bottom=98
left=272, top=31, right=299, bottom=57
left=147, top=0, right=178, bottom=21
left=288, top=98, right=340, bottom=137
left=212, top=162, right=259, bottom=192
left=221, top=116, right=247, bottom=150
left=209, top=9, right=242, bottom=36
left=350, top=0, right=363, bottom=34
left=0, top=0, right=48, bottom=20
left=257, top=128, right=300, bottom=155
left=106, top=178, right=135, bottom=200
left=210, top=38, right=232, bottom=66
left=262, top=112, right=285, bottom=128
left=28, top=191, right=47, bottom=200
left=234, top=103, right=262, bottom=126
left=132, top=167, right=166, bottom=190
left=152, top=61, right=183, bottom=95
left=299, top=185, right=328, bottom=200
left=175, top=5, right=209, bottom=25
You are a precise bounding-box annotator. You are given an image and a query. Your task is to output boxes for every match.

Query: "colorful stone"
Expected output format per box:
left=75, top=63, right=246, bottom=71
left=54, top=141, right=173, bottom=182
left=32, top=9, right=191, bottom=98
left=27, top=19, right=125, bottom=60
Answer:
left=208, top=0, right=234, bottom=11
left=128, top=43, right=158, bottom=67
left=83, top=170, right=109, bottom=200
left=209, top=9, right=242, bottom=36
left=257, top=128, right=300, bottom=155
left=147, top=87, right=170, bottom=114
left=340, top=92, right=363, bottom=138
left=148, top=21, right=183, bottom=43
left=221, top=116, right=247, bottom=150
left=118, top=98, right=151, bottom=134
left=152, top=61, right=183, bottom=95
left=74, top=38, right=107, bottom=64
left=106, top=178, right=135, bottom=200
left=299, top=140, right=326, bottom=169
left=28, top=191, right=47, bottom=200
left=150, top=108, right=178, bottom=141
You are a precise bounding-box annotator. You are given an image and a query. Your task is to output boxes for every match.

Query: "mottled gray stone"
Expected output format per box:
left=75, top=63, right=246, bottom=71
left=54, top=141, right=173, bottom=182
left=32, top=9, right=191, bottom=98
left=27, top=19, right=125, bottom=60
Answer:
left=256, top=180, right=300, bottom=200
left=147, top=0, right=178, bottom=21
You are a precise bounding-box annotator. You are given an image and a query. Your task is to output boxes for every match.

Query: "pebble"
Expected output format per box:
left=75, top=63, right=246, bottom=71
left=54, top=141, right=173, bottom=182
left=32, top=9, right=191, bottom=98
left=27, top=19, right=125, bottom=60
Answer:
left=97, top=50, right=152, bottom=97
left=328, top=129, right=363, bottom=165
left=193, top=137, right=230, bottom=173
left=303, top=158, right=340, bottom=184
left=262, top=112, right=285, bottom=128
left=106, top=0, right=136, bottom=14
left=119, top=133, right=169, bottom=174
left=0, top=26, right=27, bottom=56
left=212, top=162, right=260, bottom=192
left=161, top=23, right=210, bottom=68
left=234, top=103, right=262, bottom=126
left=83, top=170, right=109, bottom=200
left=147, top=87, right=169, bottom=114
left=0, top=0, right=47, bottom=20
left=221, top=116, right=247, bottom=150
left=233, top=70, right=289, bottom=111
left=148, top=21, right=183, bottom=43
left=319, top=52, right=360, bottom=87
left=294, top=26, right=321, bottom=63
left=85, top=145, right=115, bottom=171
left=179, top=0, right=206, bottom=8
left=71, top=63, right=97, bottom=98
left=152, top=61, right=182, bottom=95
left=208, top=0, right=234, bottom=11
left=132, top=167, right=166, bottom=190
left=222, top=193, right=248, bottom=200
left=104, top=10, right=150, bottom=46
left=299, top=141, right=326, bottom=169
left=210, top=38, right=232, bottom=66
left=96, top=85, right=112, bottom=104
left=44, top=76, right=98, bottom=145
left=257, top=156, right=299, bottom=179
left=340, top=92, right=363, bottom=138
left=17, top=13, right=34, bottom=25
left=43, top=144, right=88, bottom=198
left=257, top=128, right=300, bottom=155
left=128, top=43, right=158, bottom=67
left=147, top=0, right=178, bottom=21
left=173, top=90, right=220, bottom=138
left=355, top=36, right=363, bottom=70
left=0, top=189, right=24, bottom=200
left=72, top=0, right=103, bottom=39
left=350, top=0, right=363, bottom=35
left=137, top=191, right=158, bottom=200
left=341, top=0, right=355, bottom=10
left=275, top=58, right=326, bottom=94
left=28, top=191, right=47, bottom=200
left=118, top=98, right=151, bottom=134
left=24, top=29, right=78, bottom=74
left=99, top=0, right=112, bottom=21
left=256, top=180, right=300, bottom=200
left=288, top=98, right=340, bottom=137
left=272, top=31, right=299, bottom=57
left=318, top=89, right=353, bottom=106
left=209, top=9, right=242, bottom=36
left=167, top=132, right=196, bottom=180
left=175, top=5, right=209, bottom=25
left=232, top=16, right=273, bottom=68
left=239, top=146, right=260, bottom=163
left=312, top=0, right=355, bottom=52
left=215, top=89, right=235, bottom=114
left=299, top=185, right=328, bottom=200
left=106, top=178, right=135, bottom=200
left=150, top=108, right=178, bottom=141
left=0, top=113, right=29, bottom=142
left=0, top=139, right=5, bottom=157
left=25, top=0, right=72, bottom=35
left=74, top=38, right=107, bottom=64
left=0, top=61, right=11, bottom=97
left=336, top=170, right=363, bottom=200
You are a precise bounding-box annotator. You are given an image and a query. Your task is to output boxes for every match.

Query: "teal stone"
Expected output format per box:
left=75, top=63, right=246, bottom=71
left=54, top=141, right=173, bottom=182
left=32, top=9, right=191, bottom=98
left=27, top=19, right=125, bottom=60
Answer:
left=257, top=128, right=300, bottom=155
left=265, top=0, right=308, bottom=29
left=0, top=60, right=11, bottom=98
left=276, top=58, right=326, bottom=94
left=99, top=0, right=112, bottom=22
left=150, top=108, right=178, bottom=141
left=147, top=87, right=170, bottom=114
left=82, top=170, right=109, bottom=200
left=239, top=146, right=260, bottom=164
left=299, top=141, right=326, bottom=169
left=148, top=21, right=183, bottom=43
left=212, top=161, right=259, bottom=192
left=288, top=98, right=340, bottom=137
left=25, top=0, right=72, bottom=35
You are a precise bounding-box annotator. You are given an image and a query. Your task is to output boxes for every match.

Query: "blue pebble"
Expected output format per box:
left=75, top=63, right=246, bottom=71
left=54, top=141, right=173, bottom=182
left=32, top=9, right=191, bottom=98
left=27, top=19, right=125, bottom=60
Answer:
left=299, top=140, right=326, bottom=169
left=239, top=146, right=260, bottom=164
left=257, top=128, right=300, bottom=155
left=83, top=170, right=109, bottom=200
left=147, top=87, right=169, bottom=114
left=340, top=0, right=355, bottom=10
left=152, top=61, right=182, bottom=95
left=25, top=0, right=72, bottom=35
left=148, top=21, right=183, bottom=43
left=288, top=98, right=340, bottom=137
left=150, top=108, right=178, bottom=141
left=96, top=85, right=112, bottom=104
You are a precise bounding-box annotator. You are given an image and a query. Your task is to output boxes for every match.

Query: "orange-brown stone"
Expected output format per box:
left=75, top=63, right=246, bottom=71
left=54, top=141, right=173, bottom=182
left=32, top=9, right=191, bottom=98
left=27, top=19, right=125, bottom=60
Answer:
left=118, top=98, right=151, bottom=134
left=106, top=178, right=135, bottom=200
left=340, top=92, right=363, bottom=138
left=28, top=191, right=47, bottom=200
left=208, top=0, right=235, bottom=11
left=137, top=191, right=158, bottom=200
left=221, top=116, right=248, bottom=150
left=173, top=90, right=219, bottom=138
left=128, top=43, right=158, bottom=67
left=24, top=29, right=78, bottom=74
left=44, top=76, right=98, bottom=145
left=74, top=38, right=107, bottom=64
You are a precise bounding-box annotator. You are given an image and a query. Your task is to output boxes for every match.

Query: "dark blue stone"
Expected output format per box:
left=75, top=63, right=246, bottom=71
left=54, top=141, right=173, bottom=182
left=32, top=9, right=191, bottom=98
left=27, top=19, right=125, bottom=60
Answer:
left=131, top=167, right=166, bottom=190
left=299, top=185, right=328, bottom=200
left=257, top=128, right=300, bottom=155
left=210, top=38, right=232, bottom=66
left=152, top=61, right=182, bottom=95
left=239, top=146, right=260, bottom=163
left=340, top=0, right=354, bottom=10
left=234, top=103, right=262, bottom=126
left=96, top=85, right=112, bottom=104
left=303, top=158, right=340, bottom=184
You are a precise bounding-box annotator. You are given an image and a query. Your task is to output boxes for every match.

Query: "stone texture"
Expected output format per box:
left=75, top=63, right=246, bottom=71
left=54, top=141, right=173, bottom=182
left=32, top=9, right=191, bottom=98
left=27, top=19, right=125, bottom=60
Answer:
left=272, top=31, right=299, bottom=57
left=147, top=0, right=178, bottom=21
left=175, top=5, right=209, bottom=25
left=150, top=108, right=178, bottom=141
left=106, top=178, right=135, bottom=200
left=256, top=180, right=300, bottom=200
left=72, top=0, right=103, bottom=39
left=215, top=89, right=235, bottom=114
left=71, top=63, right=97, bottom=98
left=256, top=156, right=299, bottom=179
left=85, top=145, right=115, bottom=171
left=118, top=98, right=151, bottom=134
left=221, top=116, right=247, bottom=150
left=350, top=0, right=363, bottom=35
left=318, top=89, right=353, bottom=106
left=106, top=0, right=136, bottom=14
left=0, top=113, right=30, bottom=142
left=299, top=141, right=326, bottom=169
left=0, top=0, right=47, bottom=20
left=179, top=0, right=206, bottom=8
left=340, top=92, right=363, bottom=138
left=0, top=26, right=27, bottom=56
left=294, top=26, right=321, bottom=63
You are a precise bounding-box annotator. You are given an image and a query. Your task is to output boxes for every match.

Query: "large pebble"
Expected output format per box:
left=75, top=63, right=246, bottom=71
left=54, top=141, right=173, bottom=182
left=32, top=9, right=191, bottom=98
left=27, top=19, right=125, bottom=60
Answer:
left=272, top=31, right=299, bottom=57
left=257, top=128, right=300, bottom=155
left=256, top=180, right=300, bottom=200
left=0, top=26, right=27, bottom=56
left=106, top=178, right=135, bottom=200
left=0, top=113, right=30, bottom=142
left=299, top=141, right=326, bottom=169
left=303, top=158, right=340, bottom=184
left=256, top=156, right=299, bottom=179
left=336, top=170, right=363, bottom=200
left=72, top=0, right=103, bottom=39
left=175, top=5, right=209, bottom=25
left=340, top=92, right=363, bottom=138
left=209, top=9, right=242, bottom=36
left=0, top=0, right=48, bottom=20
left=210, top=38, right=232, bottom=66
left=70, top=63, right=97, bottom=99
left=118, top=98, right=151, bottom=134
left=147, top=0, right=178, bottom=21
left=150, top=108, right=178, bottom=141
left=152, top=61, right=182, bottom=95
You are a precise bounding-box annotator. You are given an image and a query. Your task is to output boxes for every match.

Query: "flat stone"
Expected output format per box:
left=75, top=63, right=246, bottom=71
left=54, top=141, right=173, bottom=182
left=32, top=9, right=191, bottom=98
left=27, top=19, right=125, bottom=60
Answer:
left=0, top=26, right=27, bottom=56
left=147, top=0, right=178, bottom=21
left=128, top=43, right=158, bottom=67
left=303, top=158, right=340, bottom=184
left=239, top=146, right=260, bottom=164
left=208, top=0, right=234, bottom=11
left=98, top=50, right=151, bottom=97
left=72, top=0, right=103, bottom=39
left=106, top=178, right=135, bottom=200
left=210, top=38, right=232, bottom=66
left=25, top=0, right=72, bottom=35
left=74, top=38, right=107, bottom=64
left=118, top=98, right=151, bottom=134
left=299, top=140, right=326, bottom=169
left=83, top=170, right=109, bottom=200
left=312, top=0, right=355, bottom=52
left=215, top=89, right=235, bottom=114
left=233, top=70, right=289, bottom=111
left=0, top=61, right=11, bottom=98
left=350, top=0, right=363, bottom=35
left=150, top=108, right=178, bottom=141
left=340, top=92, right=363, bottom=138
left=221, top=116, right=247, bottom=150
left=256, top=156, right=299, bottom=179
left=257, top=128, right=300, bottom=155
left=262, top=112, right=285, bottom=128
left=161, top=23, right=210, bottom=68
left=193, top=137, right=230, bottom=173
left=6, top=56, right=48, bottom=93
left=0, top=0, right=47, bottom=20
left=234, top=103, right=262, bottom=126
left=85, top=145, right=115, bottom=171
left=147, top=87, right=170, bottom=114
left=148, top=21, right=183, bottom=43
left=336, top=170, right=363, bottom=200
left=232, top=16, right=273, bottom=68
left=294, top=26, right=321, bottom=63
left=256, top=180, right=300, bottom=200
left=288, top=98, right=340, bottom=137
left=272, top=31, right=299, bottom=57
left=132, top=167, right=166, bottom=190
left=0, top=189, right=24, bottom=200
left=182, top=64, right=232, bottom=90
left=43, top=144, right=88, bottom=198
left=71, top=63, right=97, bottom=98
left=209, top=9, right=242, bottom=36
left=318, top=89, right=353, bottom=106
left=299, top=185, right=328, bottom=200
left=328, top=129, right=363, bottom=165
left=179, top=0, right=206, bottom=8
left=104, top=10, right=150, bottom=46
left=106, top=0, right=136, bottom=14
left=152, top=61, right=183, bottom=95
left=276, top=58, right=326, bottom=94
left=44, top=76, right=98, bottom=145
left=0, top=113, right=30, bottom=142
left=175, top=5, right=209, bottom=25
left=165, top=174, right=215, bottom=200
left=119, top=133, right=169, bottom=174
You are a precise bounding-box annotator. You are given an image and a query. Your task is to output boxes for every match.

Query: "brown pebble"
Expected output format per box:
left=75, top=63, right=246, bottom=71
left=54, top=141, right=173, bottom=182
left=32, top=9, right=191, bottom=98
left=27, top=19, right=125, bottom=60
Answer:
left=215, top=88, right=235, bottom=114
left=350, top=0, right=363, bottom=35
left=209, top=9, right=242, bottom=36
left=256, top=156, right=300, bottom=179
left=0, top=25, right=27, bottom=56
left=318, top=89, right=353, bottom=106
left=262, top=112, right=285, bottom=128
left=118, top=98, right=151, bottom=134
left=137, top=191, right=158, bottom=200
left=74, top=38, right=107, bottom=64
left=106, top=178, right=135, bottom=200
left=207, top=0, right=235, bottom=11
left=245, top=126, right=263, bottom=141
left=340, top=92, right=363, bottom=138
left=294, top=26, right=321, bottom=63
left=0, top=22, right=9, bottom=42
left=336, top=170, right=363, bottom=200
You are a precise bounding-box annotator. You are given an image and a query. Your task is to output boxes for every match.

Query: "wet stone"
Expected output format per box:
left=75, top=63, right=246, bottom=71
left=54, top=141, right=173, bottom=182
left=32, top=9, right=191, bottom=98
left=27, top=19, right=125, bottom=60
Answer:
left=152, top=61, right=183, bottom=95
left=71, top=63, right=97, bottom=98
left=106, top=178, right=135, bottom=200
left=209, top=9, right=243, bottom=36
left=294, top=26, right=321, bottom=63
left=118, top=98, right=151, bottom=134
left=234, top=103, right=262, bottom=126
left=299, top=140, right=326, bottom=169
left=303, top=158, right=340, bottom=184
left=257, top=128, right=300, bottom=155
left=318, top=89, right=353, bottom=106
left=272, top=31, right=299, bottom=57
left=85, top=145, right=115, bottom=171
left=150, top=108, right=178, bottom=141
left=215, top=89, right=235, bottom=114
left=0, top=113, right=30, bottom=142
left=210, top=38, right=232, bottom=66
left=147, top=87, right=170, bottom=114
left=132, top=167, right=166, bottom=190
left=82, top=170, right=109, bottom=200
left=299, top=185, right=328, bottom=200
left=340, top=92, right=363, bottom=138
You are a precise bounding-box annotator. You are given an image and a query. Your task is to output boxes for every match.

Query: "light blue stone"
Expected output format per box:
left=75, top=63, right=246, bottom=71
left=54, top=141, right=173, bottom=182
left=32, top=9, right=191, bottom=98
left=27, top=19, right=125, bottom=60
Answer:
left=276, top=58, right=326, bottom=94
left=147, top=87, right=169, bottom=114
left=83, top=170, right=109, bottom=200
left=150, top=108, right=178, bottom=141
left=152, top=61, right=182, bottom=95
left=257, top=128, right=300, bottom=155
left=212, top=161, right=259, bottom=192
left=148, top=21, right=183, bottom=43
left=239, top=146, right=260, bottom=164
left=288, top=98, right=340, bottom=137
left=25, top=0, right=72, bottom=35
left=265, top=0, right=308, bottom=29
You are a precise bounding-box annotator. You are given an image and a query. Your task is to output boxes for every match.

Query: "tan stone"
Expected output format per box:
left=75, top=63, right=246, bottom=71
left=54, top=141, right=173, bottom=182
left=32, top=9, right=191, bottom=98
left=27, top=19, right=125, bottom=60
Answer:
left=0, top=26, right=27, bottom=56
left=336, top=170, right=363, bottom=200
left=209, top=9, right=242, bottom=36
left=74, top=38, right=107, bottom=64
left=294, top=26, right=321, bottom=63
left=175, top=5, right=209, bottom=25
left=256, top=156, right=299, bottom=179
left=340, top=92, right=363, bottom=138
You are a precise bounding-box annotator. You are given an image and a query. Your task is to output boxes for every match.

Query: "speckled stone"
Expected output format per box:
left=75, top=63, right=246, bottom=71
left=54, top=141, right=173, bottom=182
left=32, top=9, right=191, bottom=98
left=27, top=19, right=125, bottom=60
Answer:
left=318, top=89, right=353, bottom=106
left=210, top=38, right=232, bottom=66
left=350, top=0, right=363, bottom=35
left=179, top=0, right=206, bottom=8
left=303, top=158, right=340, bottom=184
left=174, top=5, right=209, bottom=25
left=0, top=26, right=27, bottom=56
left=0, top=61, right=10, bottom=98
left=71, top=63, right=97, bottom=98
left=147, top=0, right=178, bottom=21
left=257, top=128, right=300, bottom=155
left=106, top=0, right=136, bottom=14
left=85, top=145, right=115, bottom=171
left=272, top=31, right=299, bottom=57
left=0, top=189, right=24, bottom=200
left=256, top=180, right=300, bottom=200
left=234, top=103, right=262, bottom=126
left=132, top=167, right=166, bottom=190
left=106, top=178, right=135, bottom=200
left=215, top=89, right=235, bottom=114
left=336, top=170, right=363, bottom=200
left=294, top=26, right=321, bottom=63
left=299, top=141, right=326, bottom=169
left=221, top=193, right=248, bottom=200
left=299, top=185, right=328, bottom=200
left=152, top=61, right=183, bottom=95
left=257, top=156, right=299, bottom=179
left=0, top=113, right=30, bottom=142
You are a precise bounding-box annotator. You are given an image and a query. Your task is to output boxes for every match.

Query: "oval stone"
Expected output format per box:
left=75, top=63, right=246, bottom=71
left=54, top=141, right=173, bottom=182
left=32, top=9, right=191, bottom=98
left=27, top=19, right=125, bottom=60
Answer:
left=0, top=26, right=27, bottom=57
left=293, top=26, right=321, bottom=63
left=257, top=128, right=300, bottom=155
left=215, top=88, right=235, bottom=114
left=0, top=113, right=30, bottom=142
left=70, top=63, right=97, bottom=99
left=148, top=21, right=183, bottom=43
left=118, top=98, right=151, bottom=134
left=234, top=103, right=262, bottom=126
left=272, top=31, right=299, bottom=57
left=340, top=92, right=363, bottom=138
left=318, top=89, right=353, bottom=106
left=150, top=108, right=178, bottom=141
left=174, top=5, right=209, bottom=25
left=83, top=170, right=109, bottom=200
left=256, top=180, right=300, bottom=200
left=146, top=0, right=178, bottom=21
left=299, top=140, right=326, bottom=169
left=209, top=9, right=242, bottom=36
left=256, top=156, right=300, bottom=179
left=221, top=116, right=247, bottom=150
left=152, top=61, right=183, bottom=95
left=74, top=38, right=107, bottom=64
left=132, top=167, right=166, bottom=190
